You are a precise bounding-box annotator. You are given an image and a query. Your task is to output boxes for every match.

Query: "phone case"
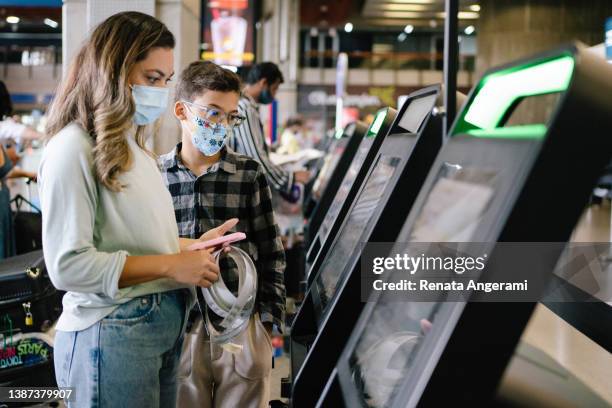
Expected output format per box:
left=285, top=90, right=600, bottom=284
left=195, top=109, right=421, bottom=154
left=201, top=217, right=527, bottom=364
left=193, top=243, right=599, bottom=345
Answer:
left=187, top=232, right=246, bottom=251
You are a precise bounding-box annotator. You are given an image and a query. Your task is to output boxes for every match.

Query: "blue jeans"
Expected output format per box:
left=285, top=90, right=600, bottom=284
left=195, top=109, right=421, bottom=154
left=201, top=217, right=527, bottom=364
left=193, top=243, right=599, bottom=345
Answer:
left=54, top=289, right=190, bottom=408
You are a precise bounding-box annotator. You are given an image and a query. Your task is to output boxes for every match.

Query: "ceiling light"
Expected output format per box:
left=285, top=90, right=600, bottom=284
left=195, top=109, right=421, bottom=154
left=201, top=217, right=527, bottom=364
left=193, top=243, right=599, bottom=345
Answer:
left=375, top=4, right=430, bottom=11
left=404, top=24, right=414, bottom=34
left=344, top=22, right=353, bottom=33
left=221, top=65, right=238, bottom=72
left=458, top=11, right=479, bottom=19
left=6, top=16, right=20, bottom=24
left=44, top=18, right=58, bottom=28
left=310, top=27, right=318, bottom=37
left=470, top=4, right=481, bottom=12
left=380, top=11, right=422, bottom=18
left=464, top=25, right=475, bottom=35
left=429, top=19, right=437, bottom=28
left=398, top=32, right=407, bottom=42
left=385, top=0, right=435, bottom=3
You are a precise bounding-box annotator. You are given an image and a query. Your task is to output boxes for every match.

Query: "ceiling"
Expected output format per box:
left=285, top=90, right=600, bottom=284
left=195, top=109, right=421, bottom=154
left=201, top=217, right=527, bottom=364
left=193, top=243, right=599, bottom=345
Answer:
left=301, top=0, right=480, bottom=31
left=0, top=6, right=61, bottom=33
left=0, top=6, right=61, bottom=48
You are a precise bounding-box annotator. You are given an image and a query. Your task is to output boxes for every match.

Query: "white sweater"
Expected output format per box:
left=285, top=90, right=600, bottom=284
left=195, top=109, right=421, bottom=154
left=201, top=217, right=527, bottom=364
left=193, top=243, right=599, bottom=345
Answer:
left=38, top=123, right=194, bottom=331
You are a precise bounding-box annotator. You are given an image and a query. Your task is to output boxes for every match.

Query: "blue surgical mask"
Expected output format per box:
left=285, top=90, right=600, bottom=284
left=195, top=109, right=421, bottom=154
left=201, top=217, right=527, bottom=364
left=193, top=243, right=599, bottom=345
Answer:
left=131, top=84, right=169, bottom=126
left=190, top=114, right=230, bottom=156
left=258, top=87, right=274, bottom=105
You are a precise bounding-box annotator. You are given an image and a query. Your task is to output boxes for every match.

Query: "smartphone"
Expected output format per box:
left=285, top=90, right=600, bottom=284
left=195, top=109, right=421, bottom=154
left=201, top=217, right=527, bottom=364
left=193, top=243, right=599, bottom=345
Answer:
left=187, top=232, right=246, bottom=251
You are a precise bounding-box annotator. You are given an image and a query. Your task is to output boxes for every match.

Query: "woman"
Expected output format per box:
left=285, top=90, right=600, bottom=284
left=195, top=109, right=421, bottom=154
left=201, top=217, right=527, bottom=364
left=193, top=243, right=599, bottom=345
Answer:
left=40, top=12, right=235, bottom=407
left=277, top=116, right=304, bottom=155
left=0, top=145, right=15, bottom=258
left=0, top=143, right=37, bottom=260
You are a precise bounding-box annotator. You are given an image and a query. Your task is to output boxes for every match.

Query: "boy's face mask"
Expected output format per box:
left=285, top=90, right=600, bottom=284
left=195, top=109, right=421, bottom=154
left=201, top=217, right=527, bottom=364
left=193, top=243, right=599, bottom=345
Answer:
left=184, top=103, right=230, bottom=157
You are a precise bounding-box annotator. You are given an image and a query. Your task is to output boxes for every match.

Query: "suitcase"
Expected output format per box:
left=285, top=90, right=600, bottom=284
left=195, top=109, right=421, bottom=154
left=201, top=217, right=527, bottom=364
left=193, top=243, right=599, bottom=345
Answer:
left=0, top=251, right=63, bottom=334
left=11, top=192, right=43, bottom=255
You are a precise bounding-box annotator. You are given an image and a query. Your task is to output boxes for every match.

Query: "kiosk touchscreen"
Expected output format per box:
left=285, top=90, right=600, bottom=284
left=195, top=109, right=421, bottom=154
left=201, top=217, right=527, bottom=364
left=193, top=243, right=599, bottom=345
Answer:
left=288, top=85, right=445, bottom=407
left=306, top=121, right=368, bottom=242
left=318, top=44, right=612, bottom=408
left=304, top=108, right=397, bottom=277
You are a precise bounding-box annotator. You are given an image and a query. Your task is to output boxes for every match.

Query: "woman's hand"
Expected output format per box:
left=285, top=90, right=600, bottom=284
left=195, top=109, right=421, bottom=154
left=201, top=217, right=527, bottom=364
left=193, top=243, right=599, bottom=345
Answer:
left=121, top=249, right=221, bottom=289
left=7, top=168, right=36, bottom=181
left=168, top=249, right=220, bottom=288
left=199, top=218, right=239, bottom=242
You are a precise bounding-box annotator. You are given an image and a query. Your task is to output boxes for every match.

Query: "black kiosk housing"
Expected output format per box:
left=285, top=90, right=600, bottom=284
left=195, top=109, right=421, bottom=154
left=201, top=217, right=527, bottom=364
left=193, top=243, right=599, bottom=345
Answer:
left=304, top=108, right=397, bottom=278
left=306, top=121, right=368, bottom=243
left=317, top=44, right=612, bottom=408
left=289, top=85, right=446, bottom=407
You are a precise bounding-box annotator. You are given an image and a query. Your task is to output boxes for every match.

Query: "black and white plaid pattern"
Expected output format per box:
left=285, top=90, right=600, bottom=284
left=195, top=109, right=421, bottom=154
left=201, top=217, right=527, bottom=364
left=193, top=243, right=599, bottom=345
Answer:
left=159, top=145, right=286, bottom=330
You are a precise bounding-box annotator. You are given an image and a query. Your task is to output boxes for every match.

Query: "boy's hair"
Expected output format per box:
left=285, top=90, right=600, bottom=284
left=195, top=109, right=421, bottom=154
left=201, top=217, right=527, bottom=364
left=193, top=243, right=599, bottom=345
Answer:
left=245, top=62, right=284, bottom=86
left=175, top=61, right=242, bottom=102
left=285, top=117, right=303, bottom=128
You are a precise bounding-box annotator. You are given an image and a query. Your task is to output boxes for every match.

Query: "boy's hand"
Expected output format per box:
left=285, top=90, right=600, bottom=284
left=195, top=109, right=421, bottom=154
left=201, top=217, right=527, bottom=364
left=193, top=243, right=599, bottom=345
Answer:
left=294, top=170, right=311, bottom=184
left=199, top=218, right=239, bottom=242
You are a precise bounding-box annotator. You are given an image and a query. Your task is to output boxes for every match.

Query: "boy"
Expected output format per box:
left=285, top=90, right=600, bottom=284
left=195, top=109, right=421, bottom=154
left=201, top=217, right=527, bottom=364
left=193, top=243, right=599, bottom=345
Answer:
left=159, top=61, right=286, bottom=408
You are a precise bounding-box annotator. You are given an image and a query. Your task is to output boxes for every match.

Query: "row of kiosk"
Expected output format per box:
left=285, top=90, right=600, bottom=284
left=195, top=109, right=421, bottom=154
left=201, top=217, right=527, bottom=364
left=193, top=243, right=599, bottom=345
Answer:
left=284, top=43, right=612, bottom=407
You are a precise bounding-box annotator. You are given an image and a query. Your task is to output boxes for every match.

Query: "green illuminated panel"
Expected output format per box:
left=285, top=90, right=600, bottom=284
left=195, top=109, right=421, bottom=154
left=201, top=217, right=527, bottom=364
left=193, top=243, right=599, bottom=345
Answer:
left=454, top=54, right=575, bottom=138
left=335, top=128, right=344, bottom=139
left=465, top=124, right=547, bottom=139
left=368, top=108, right=388, bottom=137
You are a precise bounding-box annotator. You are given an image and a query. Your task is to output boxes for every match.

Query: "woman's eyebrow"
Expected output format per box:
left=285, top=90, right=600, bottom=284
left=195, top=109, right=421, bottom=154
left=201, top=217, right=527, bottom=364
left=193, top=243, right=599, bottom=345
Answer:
left=145, top=69, right=174, bottom=79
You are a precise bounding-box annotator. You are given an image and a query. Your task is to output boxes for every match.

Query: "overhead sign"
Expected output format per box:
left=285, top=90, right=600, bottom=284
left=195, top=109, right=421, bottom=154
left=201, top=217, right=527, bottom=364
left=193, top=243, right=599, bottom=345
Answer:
left=309, top=90, right=381, bottom=108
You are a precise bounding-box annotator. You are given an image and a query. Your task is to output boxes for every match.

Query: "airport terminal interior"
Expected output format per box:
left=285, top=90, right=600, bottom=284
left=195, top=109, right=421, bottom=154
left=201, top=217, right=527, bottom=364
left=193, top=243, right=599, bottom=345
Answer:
left=0, top=0, right=611, bottom=407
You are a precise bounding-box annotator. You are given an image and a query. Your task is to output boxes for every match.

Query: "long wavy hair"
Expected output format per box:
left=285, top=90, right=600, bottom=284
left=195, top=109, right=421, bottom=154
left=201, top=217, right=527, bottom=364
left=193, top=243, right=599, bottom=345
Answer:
left=46, top=11, right=174, bottom=191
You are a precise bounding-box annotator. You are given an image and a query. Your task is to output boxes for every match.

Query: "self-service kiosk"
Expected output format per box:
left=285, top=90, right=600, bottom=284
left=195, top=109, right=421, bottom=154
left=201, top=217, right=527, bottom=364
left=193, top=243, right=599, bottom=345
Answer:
left=305, top=108, right=397, bottom=277
left=287, top=85, right=446, bottom=407
left=306, top=122, right=368, bottom=243
left=316, top=43, right=612, bottom=408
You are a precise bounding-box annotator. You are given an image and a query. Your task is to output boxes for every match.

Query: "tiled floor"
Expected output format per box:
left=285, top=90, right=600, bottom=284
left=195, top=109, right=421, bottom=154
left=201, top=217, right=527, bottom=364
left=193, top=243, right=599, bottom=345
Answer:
left=499, top=203, right=612, bottom=405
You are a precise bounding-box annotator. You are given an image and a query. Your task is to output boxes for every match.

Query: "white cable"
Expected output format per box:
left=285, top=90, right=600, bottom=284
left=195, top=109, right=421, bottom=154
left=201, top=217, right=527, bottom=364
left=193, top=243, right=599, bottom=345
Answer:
left=200, top=246, right=258, bottom=346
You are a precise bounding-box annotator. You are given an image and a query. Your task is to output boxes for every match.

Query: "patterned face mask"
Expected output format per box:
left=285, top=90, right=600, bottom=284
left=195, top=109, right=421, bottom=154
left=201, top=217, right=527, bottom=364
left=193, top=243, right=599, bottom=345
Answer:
left=190, top=113, right=230, bottom=157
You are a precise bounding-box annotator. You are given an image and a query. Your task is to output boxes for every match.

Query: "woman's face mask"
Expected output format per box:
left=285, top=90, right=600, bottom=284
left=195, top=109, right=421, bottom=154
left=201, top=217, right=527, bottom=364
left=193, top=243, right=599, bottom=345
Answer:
left=131, top=84, right=169, bottom=126
left=185, top=105, right=230, bottom=157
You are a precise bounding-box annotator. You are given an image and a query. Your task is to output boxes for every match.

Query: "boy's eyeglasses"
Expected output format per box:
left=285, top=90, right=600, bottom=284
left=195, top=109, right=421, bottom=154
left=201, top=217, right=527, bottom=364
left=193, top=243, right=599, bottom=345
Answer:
left=182, top=100, right=245, bottom=128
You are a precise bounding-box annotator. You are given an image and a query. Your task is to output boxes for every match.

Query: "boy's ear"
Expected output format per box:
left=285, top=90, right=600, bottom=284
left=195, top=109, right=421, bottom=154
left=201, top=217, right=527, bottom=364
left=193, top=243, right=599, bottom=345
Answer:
left=174, top=101, right=188, bottom=121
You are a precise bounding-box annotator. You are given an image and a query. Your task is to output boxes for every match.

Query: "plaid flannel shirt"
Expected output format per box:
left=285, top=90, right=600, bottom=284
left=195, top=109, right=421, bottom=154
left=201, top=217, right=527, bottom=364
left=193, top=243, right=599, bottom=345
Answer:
left=159, top=144, right=286, bottom=330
